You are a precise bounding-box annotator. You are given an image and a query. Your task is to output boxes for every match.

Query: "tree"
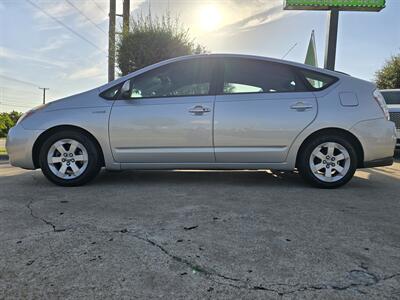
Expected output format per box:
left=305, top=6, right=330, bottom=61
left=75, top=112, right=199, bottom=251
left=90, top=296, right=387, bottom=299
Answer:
left=8, top=111, right=22, bottom=124
left=117, top=11, right=206, bottom=76
left=0, top=111, right=22, bottom=137
left=375, top=54, right=400, bottom=89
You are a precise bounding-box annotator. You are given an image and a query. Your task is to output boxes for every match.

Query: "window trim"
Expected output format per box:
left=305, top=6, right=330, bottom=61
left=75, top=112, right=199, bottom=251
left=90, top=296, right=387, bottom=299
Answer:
left=99, top=57, right=340, bottom=100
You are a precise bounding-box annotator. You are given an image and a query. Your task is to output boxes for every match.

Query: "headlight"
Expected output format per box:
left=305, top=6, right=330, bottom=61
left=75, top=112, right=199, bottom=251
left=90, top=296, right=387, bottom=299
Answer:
left=373, top=89, right=390, bottom=121
left=16, top=103, right=48, bottom=125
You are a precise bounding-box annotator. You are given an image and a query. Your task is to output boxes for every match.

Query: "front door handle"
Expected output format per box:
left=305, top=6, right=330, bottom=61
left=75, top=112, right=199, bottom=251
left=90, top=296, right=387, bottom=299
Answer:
left=189, top=105, right=211, bottom=115
left=290, top=102, right=313, bottom=111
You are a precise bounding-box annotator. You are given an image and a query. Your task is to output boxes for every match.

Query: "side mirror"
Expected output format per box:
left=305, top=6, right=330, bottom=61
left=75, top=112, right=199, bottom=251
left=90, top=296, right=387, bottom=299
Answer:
left=120, top=80, right=131, bottom=99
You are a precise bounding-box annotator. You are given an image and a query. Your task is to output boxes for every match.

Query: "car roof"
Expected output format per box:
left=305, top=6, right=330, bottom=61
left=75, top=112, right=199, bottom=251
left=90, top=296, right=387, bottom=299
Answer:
left=98, top=53, right=348, bottom=92
left=201, top=53, right=347, bottom=76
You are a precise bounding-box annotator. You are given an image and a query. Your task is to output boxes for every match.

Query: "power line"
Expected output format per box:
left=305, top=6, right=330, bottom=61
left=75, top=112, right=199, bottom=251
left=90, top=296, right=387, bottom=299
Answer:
left=1, top=95, right=41, bottom=102
left=26, top=0, right=107, bottom=55
left=281, top=43, right=298, bottom=60
left=0, top=75, right=39, bottom=87
left=0, top=95, right=41, bottom=103
left=64, top=0, right=107, bottom=34
left=0, top=86, right=41, bottom=94
left=91, top=0, right=107, bottom=14
left=0, top=102, right=36, bottom=108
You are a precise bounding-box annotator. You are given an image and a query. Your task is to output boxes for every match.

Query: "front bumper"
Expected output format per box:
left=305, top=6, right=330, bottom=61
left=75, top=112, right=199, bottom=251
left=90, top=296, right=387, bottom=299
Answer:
left=6, top=125, right=43, bottom=169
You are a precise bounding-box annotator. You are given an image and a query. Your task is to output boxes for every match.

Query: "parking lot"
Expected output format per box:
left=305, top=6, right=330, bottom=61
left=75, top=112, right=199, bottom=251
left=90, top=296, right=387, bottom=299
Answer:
left=1, top=157, right=400, bottom=299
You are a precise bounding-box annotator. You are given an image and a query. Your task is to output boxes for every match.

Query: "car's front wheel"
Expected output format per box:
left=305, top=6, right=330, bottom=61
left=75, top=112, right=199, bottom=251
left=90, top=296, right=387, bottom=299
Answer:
left=298, top=135, right=358, bottom=188
left=39, top=130, right=102, bottom=186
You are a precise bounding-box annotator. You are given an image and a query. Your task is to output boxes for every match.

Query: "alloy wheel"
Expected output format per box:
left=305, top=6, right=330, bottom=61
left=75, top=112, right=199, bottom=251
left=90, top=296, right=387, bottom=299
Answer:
left=309, top=142, right=351, bottom=183
left=47, top=139, right=89, bottom=180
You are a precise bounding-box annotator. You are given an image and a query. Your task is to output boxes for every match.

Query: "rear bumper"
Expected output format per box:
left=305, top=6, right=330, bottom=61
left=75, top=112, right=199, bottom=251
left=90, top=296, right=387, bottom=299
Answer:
left=351, top=118, right=396, bottom=165
left=6, top=125, right=43, bottom=169
left=363, top=157, right=393, bottom=168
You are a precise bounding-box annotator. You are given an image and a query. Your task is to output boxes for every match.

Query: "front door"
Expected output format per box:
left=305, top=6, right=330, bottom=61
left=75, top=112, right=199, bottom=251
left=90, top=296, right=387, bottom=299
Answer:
left=109, top=58, right=216, bottom=163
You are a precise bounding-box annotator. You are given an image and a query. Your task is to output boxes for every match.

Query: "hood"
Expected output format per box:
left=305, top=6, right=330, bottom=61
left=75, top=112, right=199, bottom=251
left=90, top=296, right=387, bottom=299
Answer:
left=41, top=88, right=109, bottom=112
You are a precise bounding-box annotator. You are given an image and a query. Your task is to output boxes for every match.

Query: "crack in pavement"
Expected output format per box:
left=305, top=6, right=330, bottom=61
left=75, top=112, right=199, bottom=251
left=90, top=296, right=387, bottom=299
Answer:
left=123, top=230, right=400, bottom=297
left=125, top=232, right=241, bottom=282
left=26, top=200, right=65, bottom=233
left=18, top=205, right=400, bottom=297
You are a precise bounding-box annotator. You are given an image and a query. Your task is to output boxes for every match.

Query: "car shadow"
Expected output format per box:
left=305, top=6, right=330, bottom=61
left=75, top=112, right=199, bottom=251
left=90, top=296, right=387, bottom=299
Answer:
left=87, top=169, right=309, bottom=188
left=1, top=161, right=398, bottom=190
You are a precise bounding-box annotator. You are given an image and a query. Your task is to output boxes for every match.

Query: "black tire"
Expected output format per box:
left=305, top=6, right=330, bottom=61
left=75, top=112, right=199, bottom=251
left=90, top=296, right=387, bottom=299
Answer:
left=39, top=130, right=102, bottom=186
left=297, top=134, right=358, bottom=188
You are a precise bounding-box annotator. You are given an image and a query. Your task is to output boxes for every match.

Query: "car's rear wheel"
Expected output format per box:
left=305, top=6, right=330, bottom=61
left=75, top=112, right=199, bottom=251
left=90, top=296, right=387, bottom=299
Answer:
left=298, top=135, right=358, bottom=188
left=39, top=131, right=101, bottom=186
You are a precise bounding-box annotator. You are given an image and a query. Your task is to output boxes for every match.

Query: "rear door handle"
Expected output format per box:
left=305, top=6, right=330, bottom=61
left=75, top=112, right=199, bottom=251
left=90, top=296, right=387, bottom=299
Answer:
left=189, top=105, right=211, bottom=115
left=290, top=102, right=313, bottom=111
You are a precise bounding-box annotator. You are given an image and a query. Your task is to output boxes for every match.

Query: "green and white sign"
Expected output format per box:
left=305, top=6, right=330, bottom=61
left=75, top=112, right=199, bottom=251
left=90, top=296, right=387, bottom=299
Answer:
left=284, top=0, right=385, bottom=11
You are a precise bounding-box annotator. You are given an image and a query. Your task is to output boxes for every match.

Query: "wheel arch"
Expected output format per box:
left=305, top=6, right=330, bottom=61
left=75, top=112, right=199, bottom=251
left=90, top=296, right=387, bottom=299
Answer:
left=295, top=127, right=364, bottom=168
left=32, top=125, right=105, bottom=169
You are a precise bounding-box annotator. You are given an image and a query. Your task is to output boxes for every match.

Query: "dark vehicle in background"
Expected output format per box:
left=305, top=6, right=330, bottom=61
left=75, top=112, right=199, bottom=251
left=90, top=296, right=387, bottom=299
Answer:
left=381, top=89, right=400, bottom=149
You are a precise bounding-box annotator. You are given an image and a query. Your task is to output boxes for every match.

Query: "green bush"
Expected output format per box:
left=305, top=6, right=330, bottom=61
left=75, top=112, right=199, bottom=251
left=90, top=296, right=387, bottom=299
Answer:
left=117, top=11, right=206, bottom=76
left=0, top=111, right=22, bottom=137
left=375, top=54, right=400, bottom=89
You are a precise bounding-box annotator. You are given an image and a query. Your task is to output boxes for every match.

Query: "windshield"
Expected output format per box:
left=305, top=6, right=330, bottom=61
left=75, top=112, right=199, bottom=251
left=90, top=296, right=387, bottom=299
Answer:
left=381, top=90, right=400, bottom=105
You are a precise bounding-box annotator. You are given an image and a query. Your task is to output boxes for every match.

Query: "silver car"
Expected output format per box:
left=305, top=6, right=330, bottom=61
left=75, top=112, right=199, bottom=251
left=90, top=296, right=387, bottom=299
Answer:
left=381, top=89, right=400, bottom=149
left=6, top=54, right=397, bottom=188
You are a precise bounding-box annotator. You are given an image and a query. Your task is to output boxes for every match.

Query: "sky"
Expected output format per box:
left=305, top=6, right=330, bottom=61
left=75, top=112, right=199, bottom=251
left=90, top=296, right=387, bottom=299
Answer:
left=0, top=0, right=399, bottom=112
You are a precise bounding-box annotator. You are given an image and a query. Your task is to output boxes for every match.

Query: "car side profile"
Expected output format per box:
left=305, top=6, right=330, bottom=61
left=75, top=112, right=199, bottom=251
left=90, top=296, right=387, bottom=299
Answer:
left=6, top=54, right=397, bottom=188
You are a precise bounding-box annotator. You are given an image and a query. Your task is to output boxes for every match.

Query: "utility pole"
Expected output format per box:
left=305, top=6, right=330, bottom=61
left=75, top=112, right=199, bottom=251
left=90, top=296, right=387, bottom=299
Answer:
left=108, top=0, right=116, bottom=82
left=122, top=0, right=130, bottom=35
left=38, top=87, right=49, bottom=104
left=108, top=0, right=130, bottom=82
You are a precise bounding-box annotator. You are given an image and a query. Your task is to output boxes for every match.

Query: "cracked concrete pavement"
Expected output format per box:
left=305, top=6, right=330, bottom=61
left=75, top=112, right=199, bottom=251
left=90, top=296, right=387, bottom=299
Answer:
left=1, top=158, right=400, bottom=299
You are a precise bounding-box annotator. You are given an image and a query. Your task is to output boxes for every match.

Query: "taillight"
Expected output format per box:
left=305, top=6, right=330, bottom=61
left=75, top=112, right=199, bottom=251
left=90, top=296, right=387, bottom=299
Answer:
left=373, top=89, right=390, bottom=120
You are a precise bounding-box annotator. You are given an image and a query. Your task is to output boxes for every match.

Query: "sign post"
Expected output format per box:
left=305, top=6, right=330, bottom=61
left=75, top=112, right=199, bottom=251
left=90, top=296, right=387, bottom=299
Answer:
left=284, top=0, right=386, bottom=70
left=325, top=8, right=339, bottom=70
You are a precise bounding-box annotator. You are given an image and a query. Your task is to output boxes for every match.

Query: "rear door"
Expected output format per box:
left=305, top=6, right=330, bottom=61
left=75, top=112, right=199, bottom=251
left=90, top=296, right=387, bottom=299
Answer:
left=213, top=58, right=317, bottom=163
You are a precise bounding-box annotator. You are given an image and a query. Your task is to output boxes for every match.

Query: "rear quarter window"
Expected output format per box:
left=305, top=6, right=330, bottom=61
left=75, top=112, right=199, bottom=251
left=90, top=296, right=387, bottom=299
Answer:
left=298, top=69, right=338, bottom=91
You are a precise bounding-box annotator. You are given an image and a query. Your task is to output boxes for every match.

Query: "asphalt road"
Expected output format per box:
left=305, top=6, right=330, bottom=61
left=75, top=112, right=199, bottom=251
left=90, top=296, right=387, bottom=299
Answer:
left=1, top=161, right=400, bottom=299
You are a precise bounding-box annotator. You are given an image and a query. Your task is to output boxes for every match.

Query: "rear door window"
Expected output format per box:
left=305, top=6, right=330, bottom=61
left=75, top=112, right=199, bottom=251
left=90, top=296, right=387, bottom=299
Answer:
left=222, top=58, right=308, bottom=94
